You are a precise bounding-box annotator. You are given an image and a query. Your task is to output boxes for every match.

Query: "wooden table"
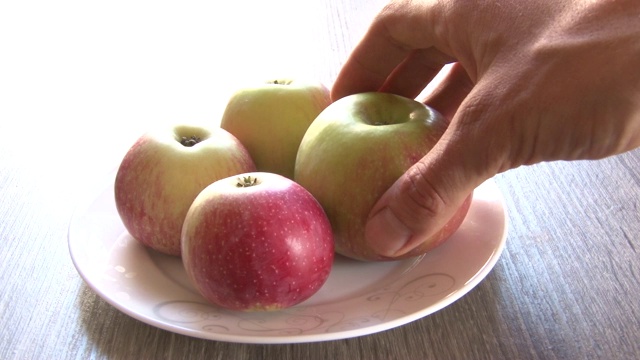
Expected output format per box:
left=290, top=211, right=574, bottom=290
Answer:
left=2, top=1, right=638, bottom=359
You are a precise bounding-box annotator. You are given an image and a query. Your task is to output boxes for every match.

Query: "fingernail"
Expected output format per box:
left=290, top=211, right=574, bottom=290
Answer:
left=365, top=207, right=412, bottom=257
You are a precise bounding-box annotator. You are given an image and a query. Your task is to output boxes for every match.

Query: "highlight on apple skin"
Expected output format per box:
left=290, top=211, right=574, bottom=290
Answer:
left=181, top=172, right=335, bottom=311
left=295, top=92, right=473, bottom=261
left=114, top=125, right=256, bottom=256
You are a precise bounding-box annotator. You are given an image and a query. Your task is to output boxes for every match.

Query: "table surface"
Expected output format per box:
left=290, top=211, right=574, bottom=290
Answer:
left=2, top=1, right=639, bottom=359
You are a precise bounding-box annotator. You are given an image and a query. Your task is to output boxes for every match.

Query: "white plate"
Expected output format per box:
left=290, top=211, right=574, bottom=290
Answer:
left=68, top=172, right=507, bottom=344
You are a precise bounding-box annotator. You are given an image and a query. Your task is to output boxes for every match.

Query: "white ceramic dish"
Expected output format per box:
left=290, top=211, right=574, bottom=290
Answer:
left=68, top=173, right=507, bottom=344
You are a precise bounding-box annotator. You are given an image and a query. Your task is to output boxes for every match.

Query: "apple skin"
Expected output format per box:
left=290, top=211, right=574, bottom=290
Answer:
left=220, top=79, right=331, bottom=179
left=181, top=172, right=334, bottom=311
left=114, top=125, right=256, bottom=256
left=294, top=92, right=472, bottom=261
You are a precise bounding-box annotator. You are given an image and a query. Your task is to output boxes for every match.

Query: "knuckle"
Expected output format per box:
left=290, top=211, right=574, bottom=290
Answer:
left=397, top=161, right=448, bottom=223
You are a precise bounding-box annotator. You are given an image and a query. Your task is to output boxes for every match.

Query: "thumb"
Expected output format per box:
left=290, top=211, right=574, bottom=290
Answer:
left=364, top=93, right=498, bottom=258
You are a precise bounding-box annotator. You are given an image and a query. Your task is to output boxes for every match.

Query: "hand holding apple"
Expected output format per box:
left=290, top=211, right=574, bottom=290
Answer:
left=114, top=125, right=256, bottom=256
left=295, top=92, right=472, bottom=261
left=220, top=79, right=331, bottom=179
left=181, top=172, right=334, bottom=311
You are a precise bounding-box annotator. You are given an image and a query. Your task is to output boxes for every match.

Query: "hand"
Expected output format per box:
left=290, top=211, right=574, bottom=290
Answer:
left=332, top=0, right=640, bottom=258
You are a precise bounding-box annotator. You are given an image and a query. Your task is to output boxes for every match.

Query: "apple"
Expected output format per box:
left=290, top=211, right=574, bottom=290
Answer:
left=181, top=172, right=334, bottom=311
left=114, top=125, right=256, bottom=256
left=219, top=79, right=331, bottom=179
left=294, top=92, right=472, bottom=261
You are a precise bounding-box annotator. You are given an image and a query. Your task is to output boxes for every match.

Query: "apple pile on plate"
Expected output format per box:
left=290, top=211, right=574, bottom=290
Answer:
left=113, top=79, right=471, bottom=312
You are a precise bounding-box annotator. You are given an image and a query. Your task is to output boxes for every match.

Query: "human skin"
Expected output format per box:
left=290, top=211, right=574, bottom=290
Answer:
left=331, top=0, right=640, bottom=258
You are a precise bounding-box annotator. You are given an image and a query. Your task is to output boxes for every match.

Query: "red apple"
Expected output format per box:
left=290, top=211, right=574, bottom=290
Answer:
left=114, top=125, right=256, bottom=256
left=220, top=79, right=331, bottom=179
left=295, top=92, right=472, bottom=261
left=181, top=172, right=334, bottom=311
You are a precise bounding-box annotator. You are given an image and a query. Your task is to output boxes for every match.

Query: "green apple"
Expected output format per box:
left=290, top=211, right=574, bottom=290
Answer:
left=294, top=92, right=472, bottom=261
left=114, top=125, right=256, bottom=256
left=220, top=79, right=331, bottom=179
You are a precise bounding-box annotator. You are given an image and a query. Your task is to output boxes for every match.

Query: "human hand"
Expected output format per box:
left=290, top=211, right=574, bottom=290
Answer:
left=331, top=0, right=640, bottom=258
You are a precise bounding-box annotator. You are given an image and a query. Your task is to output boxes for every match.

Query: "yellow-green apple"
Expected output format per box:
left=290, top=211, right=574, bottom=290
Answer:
left=294, top=92, right=472, bottom=261
left=114, top=125, right=256, bottom=256
left=219, top=79, right=331, bottom=179
left=181, top=172, right=334, bottom=311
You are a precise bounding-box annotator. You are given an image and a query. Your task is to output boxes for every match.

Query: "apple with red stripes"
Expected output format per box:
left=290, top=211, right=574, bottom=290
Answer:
left=181, top=172, right=334, bottom=311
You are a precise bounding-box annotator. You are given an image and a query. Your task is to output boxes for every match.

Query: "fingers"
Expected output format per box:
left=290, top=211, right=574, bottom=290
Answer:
left=364, top=137, right=478, bottom=257
left=331, top=1, right=495, bottom=258
left=331, top=1, right=447, bottom=101
left=378, top=48, right=455, bottom=100
left=336, top=38, right=482, bottom=258
left=330, top=20, right=413, bottom=101
left=335, top=0, right=640, bottom=260
left=422, top=63, right=474, bottom=120
left=364, top=84, right=503, bottom=258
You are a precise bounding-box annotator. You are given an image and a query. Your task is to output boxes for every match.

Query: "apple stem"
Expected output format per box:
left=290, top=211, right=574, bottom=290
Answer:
left=236, top=176, right=258, bottom=188
left=180, top=135, right=201, bottom=147
left=270, top=79, right=291, bottom=85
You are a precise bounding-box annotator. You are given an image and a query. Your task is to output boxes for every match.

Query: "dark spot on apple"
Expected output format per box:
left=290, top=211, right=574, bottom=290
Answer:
left=180, top=135, right=201, bottom=147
